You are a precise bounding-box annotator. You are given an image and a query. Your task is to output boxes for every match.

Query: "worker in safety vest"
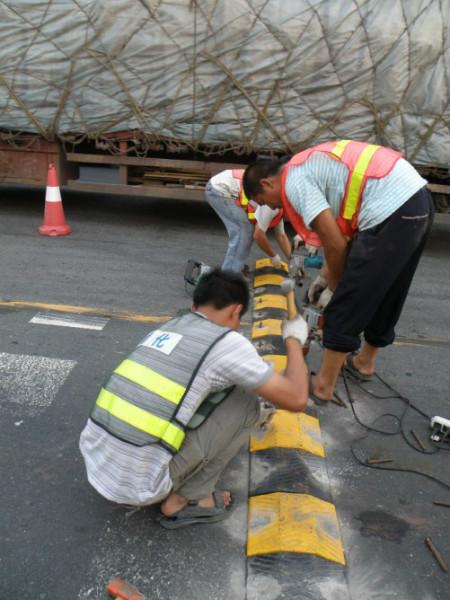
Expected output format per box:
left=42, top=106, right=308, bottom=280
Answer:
left=205, top=169, right=291, bottom=273
left=80, top=268, right=309, bottom=528
left=243, top=140, right=433, bottom=403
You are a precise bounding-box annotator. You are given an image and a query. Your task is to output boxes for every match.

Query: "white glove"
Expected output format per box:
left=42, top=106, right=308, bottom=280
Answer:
left=270, top=253, right=282, bottom=268
left=293, top=235, right=303, bottom=250
left=282, top=315, right=309, bottom=345
left=305, top=244, right=318, bottom=257
left=318, top=287, right=333, bottom=309
left=307, top=274, right=328, bottom=304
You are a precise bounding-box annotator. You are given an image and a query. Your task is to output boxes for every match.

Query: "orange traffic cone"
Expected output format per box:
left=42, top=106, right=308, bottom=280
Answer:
left=39, top=163, right=72, bottom=236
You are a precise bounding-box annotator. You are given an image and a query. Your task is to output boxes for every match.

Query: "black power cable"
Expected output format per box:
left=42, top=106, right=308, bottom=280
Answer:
left=342, top=369, right=450, bottom=490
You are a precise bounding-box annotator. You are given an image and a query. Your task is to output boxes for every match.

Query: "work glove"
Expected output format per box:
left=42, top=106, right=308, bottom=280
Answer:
left=318, top=287, right=333, bottom=310
left=307, top=274, right=328, bottom=304
left=282, top=315, right=309, bottom=345
left=270, top=254, right=282, bottom=268
left=293, top=234, right=303, bottom=250
left=305, top=244, right=318, bottom=257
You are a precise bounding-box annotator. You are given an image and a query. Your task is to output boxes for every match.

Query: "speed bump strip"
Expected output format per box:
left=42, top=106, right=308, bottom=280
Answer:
left=247, top=259, right=347, bottom=596
left=254, top=274, right=285, bottom=287
left=261, top=354, right=286, bottom=373
left=247, top=492, right=345, bottom=565
left=252, top=318, right=282, bottom=338
left=250, top=411, right=325, bottom=457
left=253, top=294, right=287, bottom=311
left=255, top=257, right=288, bottom=271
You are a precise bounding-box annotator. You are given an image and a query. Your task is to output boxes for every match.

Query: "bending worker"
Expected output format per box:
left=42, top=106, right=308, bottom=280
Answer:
left=205, top=168, right=291, bottom=272
left=243, top=139, right=433, bottom=403
left=80, top=268, right=309, bottom=528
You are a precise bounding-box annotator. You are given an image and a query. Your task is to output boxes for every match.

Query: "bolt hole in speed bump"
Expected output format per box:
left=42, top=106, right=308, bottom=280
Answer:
left=246, top=258, right=348, bottom=600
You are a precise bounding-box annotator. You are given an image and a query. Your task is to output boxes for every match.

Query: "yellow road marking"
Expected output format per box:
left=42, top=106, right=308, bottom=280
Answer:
left=247, top=492, right=345, bottom=565
left=0, top=299, right=169, bottom=324
left=254, top=294, right=287, bottom=311
left=254, top=274, right=285, bottom=287
left=255, top=257, right=288, bottom=271
left=250, top=410, right=325, bottom=457
left=252, top=319, right=282, bottom=339
left=261, top=354, right=287, bottom=373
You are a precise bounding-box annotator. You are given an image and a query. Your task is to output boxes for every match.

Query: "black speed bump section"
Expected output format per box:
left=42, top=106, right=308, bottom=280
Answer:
left=249, top=448, right=332, bottom=500
left=246, top=258, right=348, bottom=600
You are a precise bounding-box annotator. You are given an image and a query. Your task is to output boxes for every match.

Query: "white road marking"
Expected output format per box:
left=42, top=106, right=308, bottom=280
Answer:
left=30, top=312, right=109, bottom=330
left=0, top=352, right=76, bottom=415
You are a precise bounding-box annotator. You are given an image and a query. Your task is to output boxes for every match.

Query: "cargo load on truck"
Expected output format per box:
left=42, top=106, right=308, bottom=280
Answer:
left=0, top=0, right=448, bottom=205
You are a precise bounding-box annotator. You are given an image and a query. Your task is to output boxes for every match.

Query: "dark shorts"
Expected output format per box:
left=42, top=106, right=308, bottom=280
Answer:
left=323, top=188, right=434, bottom=353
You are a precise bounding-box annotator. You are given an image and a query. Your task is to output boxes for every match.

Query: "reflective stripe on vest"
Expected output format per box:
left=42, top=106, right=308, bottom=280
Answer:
left=114, top=359, right=185, bottom=404
left=341, top=142, right=380, bottom=221
left=90, top=313, right=232, bottom=452
left=233, top=169, right=255, bottom=219
left=96, top=387, right=186, bottom=450
left=282, top=140, right=403, bottom=242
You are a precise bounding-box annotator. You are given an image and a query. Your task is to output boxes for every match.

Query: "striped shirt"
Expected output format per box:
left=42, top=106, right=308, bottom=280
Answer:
left=79, top=319, right=272, bottom=506
left=285, top=154, right=427, bottom=231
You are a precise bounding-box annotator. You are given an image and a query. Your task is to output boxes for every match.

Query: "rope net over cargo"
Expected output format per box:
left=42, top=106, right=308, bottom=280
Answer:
left=0, top=0, right=448, bottom=166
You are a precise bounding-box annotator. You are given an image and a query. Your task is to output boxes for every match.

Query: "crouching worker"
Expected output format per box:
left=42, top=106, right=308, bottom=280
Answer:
left=79, top=268, right=309, bottom=529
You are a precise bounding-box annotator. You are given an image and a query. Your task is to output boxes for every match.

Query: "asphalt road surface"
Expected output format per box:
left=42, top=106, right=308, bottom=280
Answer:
left=0, top=185, right=449, bottom=599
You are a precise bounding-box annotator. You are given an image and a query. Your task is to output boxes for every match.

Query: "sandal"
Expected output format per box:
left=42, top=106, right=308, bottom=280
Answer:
left=158, top=490, right=231, bottom=530
left=344, top=353, right=374, bottom=382
left=309, top=372, right=333, bottom=406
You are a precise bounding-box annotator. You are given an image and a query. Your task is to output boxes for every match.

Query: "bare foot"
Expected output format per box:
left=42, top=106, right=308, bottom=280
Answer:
left=311, top=373, right=334, bottom=402
left=161, top=490, right=231, bottom=517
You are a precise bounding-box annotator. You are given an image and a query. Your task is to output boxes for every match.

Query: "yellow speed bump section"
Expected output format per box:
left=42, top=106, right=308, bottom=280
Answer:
left=252, top=319, right=282, bottom=339
left=247, top=492, right=345, bottom=565
left=254, top=294, right=287, bottom=311
left=262, top=354, right=287, bottom=373
left=254, top=274, right=285, bottom=287
left=255, top=257, right=288, bottom=271
left=250, top=410, right=325, bottom=457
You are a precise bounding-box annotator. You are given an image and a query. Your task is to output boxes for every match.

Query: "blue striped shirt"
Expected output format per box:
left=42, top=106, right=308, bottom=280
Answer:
left=285, top=154, right=427, bottom=231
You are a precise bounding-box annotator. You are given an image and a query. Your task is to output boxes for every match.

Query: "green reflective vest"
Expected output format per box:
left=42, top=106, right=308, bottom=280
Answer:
left=90, top=313, right=233, bottom=452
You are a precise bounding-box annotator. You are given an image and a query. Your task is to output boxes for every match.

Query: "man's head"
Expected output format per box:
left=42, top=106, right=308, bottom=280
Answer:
left=192, top=267, right=249, bottom=330
left=243, top=159, right=283, bottom=209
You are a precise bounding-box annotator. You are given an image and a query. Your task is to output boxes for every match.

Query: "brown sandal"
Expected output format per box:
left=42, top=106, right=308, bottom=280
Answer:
left=344, top=354, right=374, bottom=382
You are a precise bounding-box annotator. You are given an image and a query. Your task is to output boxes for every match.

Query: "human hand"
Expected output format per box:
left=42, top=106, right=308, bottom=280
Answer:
left=307, top=274, right=328, bottom=304
left=305, top=244, right=318, bottom=256
left=282, top=315, right=309, bottom=345
left=270, top=254, right=282, bottom=268
left=293, top=234, right=303, bottom=250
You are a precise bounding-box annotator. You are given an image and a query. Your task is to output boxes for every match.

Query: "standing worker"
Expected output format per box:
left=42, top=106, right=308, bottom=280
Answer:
left=80, top=268, right=309, bottom=528
left=243, top=140, right=433, bottom=403
left=205, top=169, right=290, bottom=273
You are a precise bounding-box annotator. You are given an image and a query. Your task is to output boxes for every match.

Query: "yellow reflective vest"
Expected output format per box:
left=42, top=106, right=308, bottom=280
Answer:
left=91, top=313, right=233, bottom=453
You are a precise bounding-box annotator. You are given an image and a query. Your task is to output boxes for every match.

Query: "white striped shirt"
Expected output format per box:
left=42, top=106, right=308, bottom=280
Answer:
left=79, top=323, right=272, bottom=506
left=285, top=154, right=427, bottom=231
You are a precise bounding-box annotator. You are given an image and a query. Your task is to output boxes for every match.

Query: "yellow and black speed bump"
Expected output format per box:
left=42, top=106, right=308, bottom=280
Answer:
left=246, top=258, right=348, bottom=600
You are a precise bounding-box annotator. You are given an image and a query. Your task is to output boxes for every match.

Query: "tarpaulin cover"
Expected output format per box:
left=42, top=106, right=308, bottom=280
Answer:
left=0, top=0, right=448, bottom=166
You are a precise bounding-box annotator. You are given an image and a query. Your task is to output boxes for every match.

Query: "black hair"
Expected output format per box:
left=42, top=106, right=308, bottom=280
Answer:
left=193, top=267, right=249, bottom=316
left=243, top=159, right=283, bottom=199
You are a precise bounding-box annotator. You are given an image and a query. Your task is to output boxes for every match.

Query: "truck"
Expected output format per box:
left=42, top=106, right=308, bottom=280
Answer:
left=0, top=0, right=448, bottom=210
